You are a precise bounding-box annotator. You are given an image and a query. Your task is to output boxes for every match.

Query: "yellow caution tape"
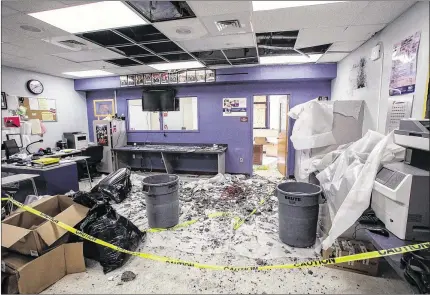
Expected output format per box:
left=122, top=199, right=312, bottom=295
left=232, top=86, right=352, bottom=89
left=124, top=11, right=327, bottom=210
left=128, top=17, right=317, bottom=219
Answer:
left=233, top=193, right=272, bottom=230
left=2, top=197, right=430, bottom=271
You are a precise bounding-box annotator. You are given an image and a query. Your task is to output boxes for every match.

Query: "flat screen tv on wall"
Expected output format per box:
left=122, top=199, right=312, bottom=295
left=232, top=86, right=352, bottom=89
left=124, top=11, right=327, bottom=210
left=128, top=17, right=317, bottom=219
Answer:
left=142, top=88, right=177, bottom=111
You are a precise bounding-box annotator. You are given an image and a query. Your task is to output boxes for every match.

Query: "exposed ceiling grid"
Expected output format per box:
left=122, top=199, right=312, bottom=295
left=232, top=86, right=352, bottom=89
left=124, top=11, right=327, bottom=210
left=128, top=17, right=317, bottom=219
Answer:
left=0, top=0, right=417, bottom=78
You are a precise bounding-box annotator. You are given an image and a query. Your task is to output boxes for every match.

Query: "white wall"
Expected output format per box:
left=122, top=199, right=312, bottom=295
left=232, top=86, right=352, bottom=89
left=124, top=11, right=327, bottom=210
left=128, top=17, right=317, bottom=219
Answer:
left=1, top=66, right=89, bottom=152
left=331, top=1, right=429, bottom=134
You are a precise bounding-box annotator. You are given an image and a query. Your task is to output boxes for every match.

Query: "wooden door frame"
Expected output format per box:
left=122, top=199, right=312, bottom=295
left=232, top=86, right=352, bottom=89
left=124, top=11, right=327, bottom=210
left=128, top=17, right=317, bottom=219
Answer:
left=251, top=94, right=290, bottom=174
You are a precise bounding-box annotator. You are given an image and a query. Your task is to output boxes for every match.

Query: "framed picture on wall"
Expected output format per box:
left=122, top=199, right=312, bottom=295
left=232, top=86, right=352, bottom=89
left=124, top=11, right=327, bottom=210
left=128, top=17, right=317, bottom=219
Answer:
left=144, top=74, right=152, bottom=85
left=120, top=76, right=128, bottom=87
left=206, top=70, right=215, bottom=82
left=168, top=72, right=178, bottom=84
left=136, top=74, right=144, bottom=86
left=186, top=70, right=196, bottom=83
left=152, top=73, right=161, bottom=84
left=161, top=72, right=169, bottom=84
left=196, top=70, right=205, bottom=83
left=1, top=92, right=7, bottom=109
left=178, top=71, right=187, bottom=83
left=93, top=99, right=115, bottom=118
left=127, top=75, right=136, bottom=86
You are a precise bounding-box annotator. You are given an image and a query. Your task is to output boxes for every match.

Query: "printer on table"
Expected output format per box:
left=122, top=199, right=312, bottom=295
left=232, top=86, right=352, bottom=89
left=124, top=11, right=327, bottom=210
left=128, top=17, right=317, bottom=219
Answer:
left=371, top=119, right=429, bottom=241
left=63, top=132, right=88, bottom=150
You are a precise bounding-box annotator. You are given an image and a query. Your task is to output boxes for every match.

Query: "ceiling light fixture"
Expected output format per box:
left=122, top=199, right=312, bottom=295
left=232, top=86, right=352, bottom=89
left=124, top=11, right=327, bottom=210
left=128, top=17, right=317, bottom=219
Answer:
left=63, top=70, right=114, bottom=78
left=28, top=1, right=147, bottom=34
left=259, top=54, right=323, bottom=65
left=252, top=1, right=346, bottom=11
left=148, top=61, right=205, bottom=71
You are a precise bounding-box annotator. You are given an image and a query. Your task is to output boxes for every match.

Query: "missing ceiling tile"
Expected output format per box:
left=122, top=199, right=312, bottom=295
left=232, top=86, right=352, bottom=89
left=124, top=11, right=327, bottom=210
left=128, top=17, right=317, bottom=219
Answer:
left=127, top=1, right=195, bottom=22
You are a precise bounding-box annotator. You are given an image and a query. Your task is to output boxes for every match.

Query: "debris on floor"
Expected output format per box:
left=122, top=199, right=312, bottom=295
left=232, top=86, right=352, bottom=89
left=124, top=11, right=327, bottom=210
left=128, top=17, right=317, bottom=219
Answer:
left=121, top=271, right=136, bottom=282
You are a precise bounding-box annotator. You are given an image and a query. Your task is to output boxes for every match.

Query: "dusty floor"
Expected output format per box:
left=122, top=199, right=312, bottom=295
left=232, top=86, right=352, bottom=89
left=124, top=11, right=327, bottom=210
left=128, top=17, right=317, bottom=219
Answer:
left=44, top=171, right=413, bottom=294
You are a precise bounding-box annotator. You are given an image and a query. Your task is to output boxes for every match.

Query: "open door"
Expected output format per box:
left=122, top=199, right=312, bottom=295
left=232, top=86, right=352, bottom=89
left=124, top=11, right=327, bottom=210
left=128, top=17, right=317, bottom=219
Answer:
left=277, top=96, right=289, bottom=176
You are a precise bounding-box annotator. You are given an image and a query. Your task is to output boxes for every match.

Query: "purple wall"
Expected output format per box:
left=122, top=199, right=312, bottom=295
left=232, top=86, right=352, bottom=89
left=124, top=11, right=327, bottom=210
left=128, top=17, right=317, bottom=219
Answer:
left=86, top=81, right=331, bottom=175
left=75, top=64, right=336, bottom=91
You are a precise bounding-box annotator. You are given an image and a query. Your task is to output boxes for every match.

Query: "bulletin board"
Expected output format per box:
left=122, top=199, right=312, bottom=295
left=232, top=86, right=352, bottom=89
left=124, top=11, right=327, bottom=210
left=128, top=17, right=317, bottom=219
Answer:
left=19, top=97, right=57, bottom=122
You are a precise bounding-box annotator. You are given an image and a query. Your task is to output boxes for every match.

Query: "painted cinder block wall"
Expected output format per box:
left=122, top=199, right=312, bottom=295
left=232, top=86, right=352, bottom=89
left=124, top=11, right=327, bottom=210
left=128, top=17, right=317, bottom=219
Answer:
left=85, top=81, right=331, bottom=175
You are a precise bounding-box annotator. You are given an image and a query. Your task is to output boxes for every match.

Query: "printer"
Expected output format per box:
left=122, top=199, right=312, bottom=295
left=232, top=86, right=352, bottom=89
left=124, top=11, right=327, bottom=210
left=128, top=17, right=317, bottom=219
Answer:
left=63, top=132, right=88, bottom=150
left=371, top=119, right=430, bottom=241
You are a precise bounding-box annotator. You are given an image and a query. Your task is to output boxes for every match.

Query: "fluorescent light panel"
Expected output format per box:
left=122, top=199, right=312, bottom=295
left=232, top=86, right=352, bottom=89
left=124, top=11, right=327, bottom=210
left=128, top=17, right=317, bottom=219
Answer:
left=259, top=54, right=323, bottom=65
left=63, top=70, right=113, bottom=77
left=148, top=61, right=205, bottom=71
left=29, top=1, right=147, bottom=33
left=252, top=1, right=346, bottom=11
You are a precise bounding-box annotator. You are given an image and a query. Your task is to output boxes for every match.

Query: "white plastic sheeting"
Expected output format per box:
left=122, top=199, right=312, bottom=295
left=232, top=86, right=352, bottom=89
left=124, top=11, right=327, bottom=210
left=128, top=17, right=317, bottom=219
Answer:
left=289, top=100, right=336, bottom=150
left=316, top=131, right=405, bottom=250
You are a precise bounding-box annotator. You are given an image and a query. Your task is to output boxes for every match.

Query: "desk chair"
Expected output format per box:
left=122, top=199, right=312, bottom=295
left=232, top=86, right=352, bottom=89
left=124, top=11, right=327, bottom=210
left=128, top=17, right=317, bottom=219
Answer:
left=77, top=145, right=103, bottom=181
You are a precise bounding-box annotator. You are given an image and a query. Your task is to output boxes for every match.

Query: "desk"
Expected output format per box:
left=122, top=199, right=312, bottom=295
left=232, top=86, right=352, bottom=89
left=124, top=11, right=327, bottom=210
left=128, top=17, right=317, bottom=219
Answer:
left=60, top=156, right=92, bottom=187
left=2, top=162, right=79, bottom=202
left=2, top=174, right=39, bottom=196
left=41, top=149, right=84, bottom=158
left=112, top=144, right=227, bottom=174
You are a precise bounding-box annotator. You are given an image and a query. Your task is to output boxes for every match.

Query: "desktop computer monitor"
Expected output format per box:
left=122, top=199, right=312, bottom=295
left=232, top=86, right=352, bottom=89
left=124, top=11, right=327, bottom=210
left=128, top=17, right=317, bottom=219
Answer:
left=4, top=139, right=20, bottom=159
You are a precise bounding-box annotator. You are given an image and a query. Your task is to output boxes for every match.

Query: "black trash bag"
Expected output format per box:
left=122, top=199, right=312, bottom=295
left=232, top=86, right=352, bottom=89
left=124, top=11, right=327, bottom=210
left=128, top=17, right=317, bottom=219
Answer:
left=70, top=191, right=145, bottom=273
left=71, top=191, right=109, bottom=208
left=79, top=202, right=145, bottom=273
left=91, top=167, right=132, bottom=203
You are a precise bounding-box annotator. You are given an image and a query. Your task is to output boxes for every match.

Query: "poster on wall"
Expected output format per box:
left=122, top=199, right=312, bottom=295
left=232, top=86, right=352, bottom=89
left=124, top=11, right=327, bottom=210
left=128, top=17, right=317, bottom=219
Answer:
left=144, top=74, right=152, bottom=85
left=136, top=74, right=144, bottom=86
left=127, top=75, right=136, bottom=86
left=385, top=94, right=414, bottom=133
left=120, top=76, right=128, bottom=87
left=161, top=72, right=169, bottom=84
left=168, top=72, right=178, bottom=84
left=95, top=124, right=109, bottom=146
left=389, top=31, right=421, bottom=96
left=223, top=98, right=247, bottom=116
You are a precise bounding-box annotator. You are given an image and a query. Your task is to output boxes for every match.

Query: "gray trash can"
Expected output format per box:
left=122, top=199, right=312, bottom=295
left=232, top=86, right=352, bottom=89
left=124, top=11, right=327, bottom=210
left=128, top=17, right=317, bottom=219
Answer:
left=276, top=182, right=322, bottom=248
left=142, top=174, right=180, bottom=229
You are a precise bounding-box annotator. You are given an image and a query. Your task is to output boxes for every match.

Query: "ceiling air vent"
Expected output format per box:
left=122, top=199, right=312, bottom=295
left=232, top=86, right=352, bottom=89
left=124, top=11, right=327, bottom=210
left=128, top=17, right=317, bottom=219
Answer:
left=43, top=37, right=89, bottom=51
left=215, top=20, right=241, bottom=32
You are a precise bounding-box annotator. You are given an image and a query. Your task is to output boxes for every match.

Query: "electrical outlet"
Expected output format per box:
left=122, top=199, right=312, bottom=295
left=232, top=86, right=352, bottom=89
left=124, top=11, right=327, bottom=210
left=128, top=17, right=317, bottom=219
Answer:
left=239, top=157, right=244, bottom=163
left=132, top=154, right=135, bottom=159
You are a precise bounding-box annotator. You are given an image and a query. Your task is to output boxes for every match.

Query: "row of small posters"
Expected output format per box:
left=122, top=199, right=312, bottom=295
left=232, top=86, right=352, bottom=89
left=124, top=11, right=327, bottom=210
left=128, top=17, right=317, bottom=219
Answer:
left=120, top=69, right=216, bottom=87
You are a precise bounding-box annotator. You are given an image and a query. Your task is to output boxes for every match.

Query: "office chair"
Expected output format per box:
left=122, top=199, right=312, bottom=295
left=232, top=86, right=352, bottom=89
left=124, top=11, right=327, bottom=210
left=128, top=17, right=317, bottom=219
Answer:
left=77, top=145, right=104, bottom=180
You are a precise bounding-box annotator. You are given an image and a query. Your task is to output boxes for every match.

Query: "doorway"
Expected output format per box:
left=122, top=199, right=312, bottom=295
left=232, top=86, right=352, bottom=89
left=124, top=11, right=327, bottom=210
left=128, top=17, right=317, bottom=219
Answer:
left=252, top=95, right=289, bottom=178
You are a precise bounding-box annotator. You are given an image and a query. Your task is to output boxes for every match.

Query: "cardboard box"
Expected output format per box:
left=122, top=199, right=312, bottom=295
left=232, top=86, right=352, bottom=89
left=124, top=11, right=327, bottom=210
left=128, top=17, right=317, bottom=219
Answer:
left=253, top=144, right=263, bottom=165
left=2, top=243, right=85, bottom=294
left=322, top=238, right=380, bottom=276
left=2, top=195, right=89, bottom=256
left=254, top=137, right=268, bottom=145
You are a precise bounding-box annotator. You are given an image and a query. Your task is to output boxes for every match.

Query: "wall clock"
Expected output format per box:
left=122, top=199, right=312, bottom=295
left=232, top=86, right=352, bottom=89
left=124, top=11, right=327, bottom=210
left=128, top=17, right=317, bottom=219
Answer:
left=27, top=80, right=44, bottom=94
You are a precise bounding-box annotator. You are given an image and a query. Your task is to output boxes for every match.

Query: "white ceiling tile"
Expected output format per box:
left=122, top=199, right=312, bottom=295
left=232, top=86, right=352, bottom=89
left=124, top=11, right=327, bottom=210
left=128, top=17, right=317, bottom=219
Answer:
left=352, top=1, right=416, bottom=25
left=1, top=27, right=36, bottom=43
left=179, top=33, right=255, bottom=52
left=107, top=68, right=134, bottom=75
left=200, top=12, right=253, bottom=36
left=124, top=65, right=157, bottom=74
left=252, top=1, right=369, bottom=33
left=3, top=0, right=67, bottom=13
left=77, top=61, right=120, bottom=70
left=53, top=48, right=123, bottom=62
left=294, top=27, right=347, bottom=49
left=153, top=18, right=209, bottom=41
left=2, top=12, right=70, bottom=39
left=188, top=1, right=252, bottom=17
left=6, top=37, right=74, bottom=55
left=58, top=0, right=99, bottom=6
left=341, top=24, right=386, bottom=42
left=317, top=52, right=349, bottom=63
left=328, top=40, right=366, bottom=52
left=1, top=5, right=20, bottom=16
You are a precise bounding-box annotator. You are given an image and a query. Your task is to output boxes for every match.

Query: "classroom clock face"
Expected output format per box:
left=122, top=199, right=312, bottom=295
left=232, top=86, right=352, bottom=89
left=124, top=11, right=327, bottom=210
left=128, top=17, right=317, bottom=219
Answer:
left=27, top=80, right=44, bottom=94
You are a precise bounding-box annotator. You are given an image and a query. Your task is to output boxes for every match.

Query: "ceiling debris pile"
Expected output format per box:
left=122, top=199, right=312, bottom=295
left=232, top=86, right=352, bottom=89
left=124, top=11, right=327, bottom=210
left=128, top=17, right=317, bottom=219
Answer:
left=112, top=172, right=319, bottom=262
